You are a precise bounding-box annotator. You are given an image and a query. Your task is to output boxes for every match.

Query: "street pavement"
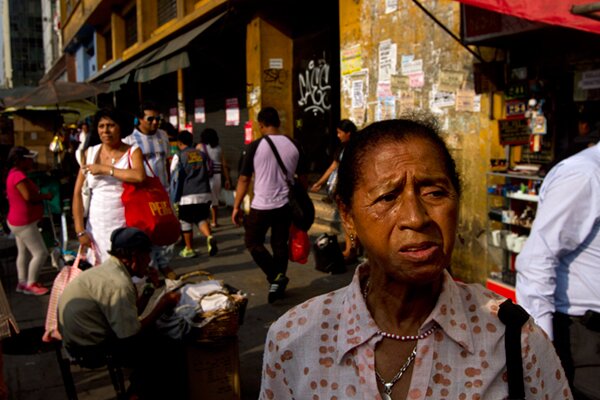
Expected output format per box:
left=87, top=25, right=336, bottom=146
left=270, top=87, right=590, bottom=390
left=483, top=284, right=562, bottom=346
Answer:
left=1, top=207, right=357, bottom=400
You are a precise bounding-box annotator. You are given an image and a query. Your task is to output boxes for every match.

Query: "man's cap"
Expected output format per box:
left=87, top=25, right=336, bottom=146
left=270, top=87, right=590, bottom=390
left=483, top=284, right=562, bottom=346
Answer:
left=110, top=227, right=152, bottom=252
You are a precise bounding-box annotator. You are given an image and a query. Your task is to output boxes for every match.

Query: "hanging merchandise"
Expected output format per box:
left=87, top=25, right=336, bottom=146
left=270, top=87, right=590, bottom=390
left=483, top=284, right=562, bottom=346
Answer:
left=525, top=98, right=547, bottom=152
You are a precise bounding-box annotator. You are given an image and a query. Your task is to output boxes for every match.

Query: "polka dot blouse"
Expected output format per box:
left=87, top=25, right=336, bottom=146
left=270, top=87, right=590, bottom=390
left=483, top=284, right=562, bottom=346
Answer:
left=259, top=265, right=572, bottom=400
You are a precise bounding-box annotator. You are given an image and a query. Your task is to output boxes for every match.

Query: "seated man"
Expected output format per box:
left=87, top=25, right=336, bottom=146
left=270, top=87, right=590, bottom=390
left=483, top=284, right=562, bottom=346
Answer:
left=58, top=227, right=182, bottom=398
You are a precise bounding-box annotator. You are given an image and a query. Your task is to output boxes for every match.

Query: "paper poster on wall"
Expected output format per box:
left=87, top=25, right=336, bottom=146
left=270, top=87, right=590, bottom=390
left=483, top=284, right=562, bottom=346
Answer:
left=248, top=87, right=261, bottom=107
left=385, top=0, right=398, bottom=14
left=377, top=81, right=393, bottom=97
left=455, top=90, right=477, bottom=112
left=408, top=72, right=425, bottom=88
left=341, top=45, right=362, bottom=76
left=401, top=59, right=423, bottom=76
left=225, top=98, right=240, bottom=126
left=430, top=89, right=456, bottom=111
left=375, top=97, right=396, bottom=121
left=169, top=107, right=178, bottom=128
left=438, top=71, right=464, bottom=92
left=194, top=99, right=206, bottom=123
left=269, top=58, right=283, bottom=69
left=398, top=90, right=415, bottom=115
left=473, top=95, right=482, bottom=112
left=378, top=40, right=396, bottom=82
left=351, top=80, right=365, bottom=109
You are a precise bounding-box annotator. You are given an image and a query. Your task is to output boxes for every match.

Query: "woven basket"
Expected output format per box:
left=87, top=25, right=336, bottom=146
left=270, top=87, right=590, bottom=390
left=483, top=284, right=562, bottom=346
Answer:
left=179, top=270, right=248, bottom=341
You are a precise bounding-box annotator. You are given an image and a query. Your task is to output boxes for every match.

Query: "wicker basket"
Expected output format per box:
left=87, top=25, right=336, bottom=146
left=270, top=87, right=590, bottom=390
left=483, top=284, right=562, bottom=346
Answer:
left=179, top=270, right=248, bottom=341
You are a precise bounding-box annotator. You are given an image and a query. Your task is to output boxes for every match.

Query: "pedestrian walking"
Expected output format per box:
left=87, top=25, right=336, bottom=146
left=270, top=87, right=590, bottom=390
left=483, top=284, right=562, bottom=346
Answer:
left=197, top=128, right=231, bottom=228
left=5, top=146, right=53, bottom=295
left=231, top=107, right=308, bottom=303
left=123, top=101, right=176, bottom=279
left=171, top=131, right=217, bottom=258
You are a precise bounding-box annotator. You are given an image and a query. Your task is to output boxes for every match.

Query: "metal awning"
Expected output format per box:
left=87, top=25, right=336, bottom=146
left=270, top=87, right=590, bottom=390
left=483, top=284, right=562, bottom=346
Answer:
left=454, top=0, right=600, bottom=35
left=133, top=12, right=225, bottom=83
left=91, top=11, right=225, bottom=89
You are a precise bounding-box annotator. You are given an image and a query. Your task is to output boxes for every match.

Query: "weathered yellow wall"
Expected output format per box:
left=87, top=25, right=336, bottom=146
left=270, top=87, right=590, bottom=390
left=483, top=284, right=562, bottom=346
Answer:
left=339, top=0, right=505, bottom=283
left=246, top=17, right=293, bottom=139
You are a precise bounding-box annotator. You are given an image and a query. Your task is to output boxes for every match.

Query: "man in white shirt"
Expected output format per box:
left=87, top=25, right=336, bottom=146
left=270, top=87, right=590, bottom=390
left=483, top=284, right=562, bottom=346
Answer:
left=123, top=101, right=176, bottom=280
left=516, top=144, right=600, bottom=399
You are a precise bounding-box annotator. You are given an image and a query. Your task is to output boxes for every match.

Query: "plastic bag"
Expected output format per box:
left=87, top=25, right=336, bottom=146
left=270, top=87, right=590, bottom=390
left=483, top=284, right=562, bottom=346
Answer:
left=289, top=224, right=310, bottom=264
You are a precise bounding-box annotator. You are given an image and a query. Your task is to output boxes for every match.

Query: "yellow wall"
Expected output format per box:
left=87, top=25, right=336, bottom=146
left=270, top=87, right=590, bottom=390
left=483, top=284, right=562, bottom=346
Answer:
left=246, top=17, right=294, bottom=139
left=339, top=0, right=505, bottom=283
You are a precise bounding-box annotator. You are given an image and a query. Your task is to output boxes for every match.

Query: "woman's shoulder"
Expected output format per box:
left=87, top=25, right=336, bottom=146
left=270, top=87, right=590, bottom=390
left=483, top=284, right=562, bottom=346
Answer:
left=453, top=280, right=507, bottom=319
left=268, top=288, right=347, bottom=339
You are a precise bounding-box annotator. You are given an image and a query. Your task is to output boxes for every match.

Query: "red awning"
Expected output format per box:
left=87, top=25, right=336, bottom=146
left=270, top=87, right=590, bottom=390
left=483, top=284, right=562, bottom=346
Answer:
left=455, top=0, right=600, bottom=35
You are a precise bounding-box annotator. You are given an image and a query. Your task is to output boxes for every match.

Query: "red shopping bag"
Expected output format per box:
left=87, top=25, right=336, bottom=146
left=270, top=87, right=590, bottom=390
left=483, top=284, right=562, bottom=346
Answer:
left=122, top=160, right=180, bottom=246
left=289, top=224, right=310, bottom=264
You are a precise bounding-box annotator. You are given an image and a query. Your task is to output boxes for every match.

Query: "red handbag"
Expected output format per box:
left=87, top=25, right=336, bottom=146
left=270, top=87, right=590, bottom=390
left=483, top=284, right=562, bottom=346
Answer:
left=289, top=224, right=310, bottom=264
left=122, top=159, right=180, bottom=246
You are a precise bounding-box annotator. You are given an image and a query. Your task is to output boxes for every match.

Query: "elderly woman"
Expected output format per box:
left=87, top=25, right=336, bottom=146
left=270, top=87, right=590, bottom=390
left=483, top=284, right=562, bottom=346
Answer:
left=260, top=118, right=572, bottom=399
left=72, top=108, right=146, bottom=262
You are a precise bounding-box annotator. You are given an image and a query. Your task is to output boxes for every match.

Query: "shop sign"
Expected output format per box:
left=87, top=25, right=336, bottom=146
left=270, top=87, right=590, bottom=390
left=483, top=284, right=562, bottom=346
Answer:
left=499, top=119, right=529, bottom=145
left=504, top=83, right=527, bottom=100
left=505, top=99, right=527, bottom=120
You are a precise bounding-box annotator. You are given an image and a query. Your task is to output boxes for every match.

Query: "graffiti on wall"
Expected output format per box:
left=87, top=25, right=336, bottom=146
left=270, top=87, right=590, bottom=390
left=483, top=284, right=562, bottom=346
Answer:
left=297, top=54, right=331, bottom=116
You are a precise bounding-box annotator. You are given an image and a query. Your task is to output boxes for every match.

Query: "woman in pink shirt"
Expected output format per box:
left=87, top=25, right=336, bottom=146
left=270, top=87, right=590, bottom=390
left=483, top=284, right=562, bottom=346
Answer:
left=5, top=147, right=53, bottom=296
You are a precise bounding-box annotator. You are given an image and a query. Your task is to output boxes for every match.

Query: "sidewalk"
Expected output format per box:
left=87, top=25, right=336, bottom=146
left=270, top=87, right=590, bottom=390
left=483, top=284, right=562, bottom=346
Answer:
left=2, top=208, right=357, bottom=399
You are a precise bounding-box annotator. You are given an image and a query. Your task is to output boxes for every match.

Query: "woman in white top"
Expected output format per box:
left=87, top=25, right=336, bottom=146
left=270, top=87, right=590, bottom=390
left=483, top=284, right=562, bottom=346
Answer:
left=72, top=108, right=146, bottom=262
left=198, top=128, right=231, bottom=228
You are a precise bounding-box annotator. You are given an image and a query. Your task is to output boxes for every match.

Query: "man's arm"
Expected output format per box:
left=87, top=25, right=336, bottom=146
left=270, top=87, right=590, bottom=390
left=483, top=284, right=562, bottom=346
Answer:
left=232, top=175, right=251, bottom=226
left=516, top=167, right=598, bottom=338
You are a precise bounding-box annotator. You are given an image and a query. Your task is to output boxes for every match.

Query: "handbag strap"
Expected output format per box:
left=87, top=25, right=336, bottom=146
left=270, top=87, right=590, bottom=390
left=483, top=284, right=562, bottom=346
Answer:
left=126, top=147, right=156, bottom=178
left=263, top=136, right=291, bottom=185
left=497, top=299, right=530, bottom=400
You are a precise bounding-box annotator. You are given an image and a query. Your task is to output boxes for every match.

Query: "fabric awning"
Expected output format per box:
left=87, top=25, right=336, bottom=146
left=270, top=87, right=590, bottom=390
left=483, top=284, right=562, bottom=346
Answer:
left=133, top=12, right=225, bottom=83
left=455, top=0, right=600, bottom=35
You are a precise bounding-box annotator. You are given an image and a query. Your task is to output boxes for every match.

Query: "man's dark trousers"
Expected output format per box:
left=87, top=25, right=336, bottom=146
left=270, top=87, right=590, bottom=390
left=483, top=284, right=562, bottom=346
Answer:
left=244, top=205, right=292, bottom=283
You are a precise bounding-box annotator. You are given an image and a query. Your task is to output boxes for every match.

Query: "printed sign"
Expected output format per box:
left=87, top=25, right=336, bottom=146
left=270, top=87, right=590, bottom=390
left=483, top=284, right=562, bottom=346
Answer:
left=225, top=98, right=239, bottom=126
left=498, top=119, right=529, bottom=145
left=341, top=45, right=362, bottom=76
left=194, top=99, right=205, bottom=123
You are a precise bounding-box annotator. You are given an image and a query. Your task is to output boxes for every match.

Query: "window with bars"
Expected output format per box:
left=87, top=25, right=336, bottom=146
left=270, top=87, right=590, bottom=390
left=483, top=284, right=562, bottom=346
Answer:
left=124, top=7, right=138, bottom=48
left=157, top=0, right=177, bottom=27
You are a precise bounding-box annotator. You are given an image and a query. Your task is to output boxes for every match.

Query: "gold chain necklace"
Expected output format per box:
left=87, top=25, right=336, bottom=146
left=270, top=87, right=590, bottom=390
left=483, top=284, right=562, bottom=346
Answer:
left=375, top=346, right=417, bottom=400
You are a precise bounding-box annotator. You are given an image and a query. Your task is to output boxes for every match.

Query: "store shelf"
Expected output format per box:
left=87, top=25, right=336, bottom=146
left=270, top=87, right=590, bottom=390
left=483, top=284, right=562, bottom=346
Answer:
left=506, top=192, right=539, bottom=202
left=487, top=172, right=544, bottom=181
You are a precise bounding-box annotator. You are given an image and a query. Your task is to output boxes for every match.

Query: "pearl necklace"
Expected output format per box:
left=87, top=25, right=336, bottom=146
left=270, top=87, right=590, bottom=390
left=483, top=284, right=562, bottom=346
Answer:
left=375, top=346, right=417, bottom=400
left=362, top=279, right=438, bottom=341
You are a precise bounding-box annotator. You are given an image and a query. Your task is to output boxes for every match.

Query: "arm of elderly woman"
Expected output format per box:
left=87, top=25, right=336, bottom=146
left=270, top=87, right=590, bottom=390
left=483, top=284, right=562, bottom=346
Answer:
left=72, top=146, right=147, bottom=247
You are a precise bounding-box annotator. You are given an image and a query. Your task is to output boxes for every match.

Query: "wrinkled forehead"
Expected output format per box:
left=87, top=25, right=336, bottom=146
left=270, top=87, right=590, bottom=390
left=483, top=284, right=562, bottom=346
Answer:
left=356, top=134, right=452, bottom=180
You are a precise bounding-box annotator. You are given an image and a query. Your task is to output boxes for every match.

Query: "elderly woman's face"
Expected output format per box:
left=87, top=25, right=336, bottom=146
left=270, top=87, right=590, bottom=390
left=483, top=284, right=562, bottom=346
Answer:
left=97, top=117, right=121, bottom=146
left=341, top=136, right=458, bottom=283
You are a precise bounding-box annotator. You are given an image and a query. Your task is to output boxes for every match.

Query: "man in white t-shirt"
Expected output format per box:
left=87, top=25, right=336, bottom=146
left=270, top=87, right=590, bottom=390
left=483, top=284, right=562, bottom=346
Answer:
left=232, top=107, right=308, bottom=303
left=123, top=101, right=175, bottom=280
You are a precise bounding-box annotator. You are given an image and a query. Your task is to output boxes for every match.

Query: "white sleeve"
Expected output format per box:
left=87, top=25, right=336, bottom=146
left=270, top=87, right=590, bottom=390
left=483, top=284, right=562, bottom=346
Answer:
left=516, top=167, right=599, bottom=339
